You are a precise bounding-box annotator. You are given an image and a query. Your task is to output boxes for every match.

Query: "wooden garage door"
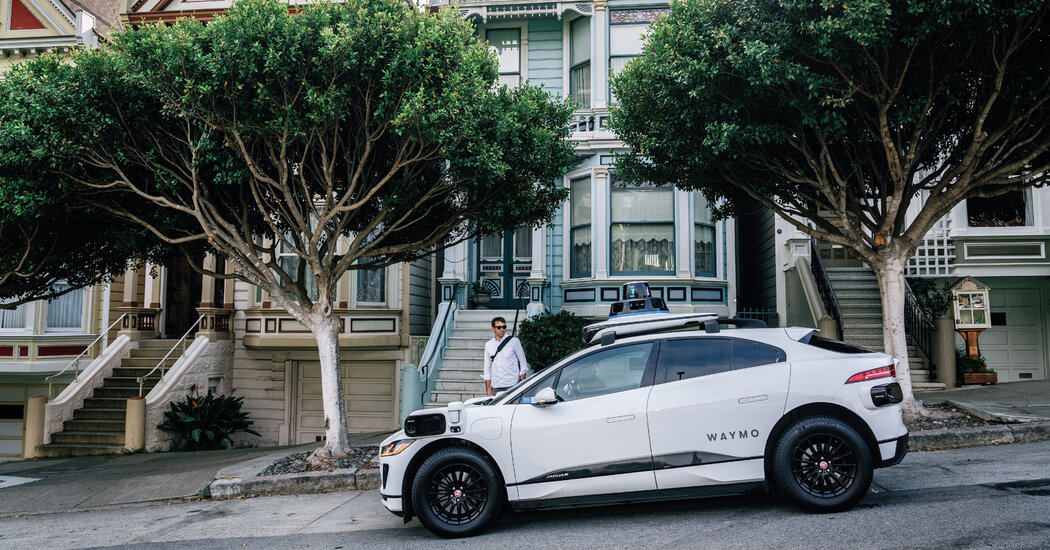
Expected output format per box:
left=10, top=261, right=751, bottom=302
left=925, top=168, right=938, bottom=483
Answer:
left=982, top=288, right=1046, bottom=382
left=295, top=360, right=397, bottom=443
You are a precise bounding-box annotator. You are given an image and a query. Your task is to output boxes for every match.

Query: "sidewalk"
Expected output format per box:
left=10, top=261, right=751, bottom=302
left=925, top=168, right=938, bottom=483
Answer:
left=913, top=379, right=1050, bottom=450
left=1, top=381, right=1048, bottom=516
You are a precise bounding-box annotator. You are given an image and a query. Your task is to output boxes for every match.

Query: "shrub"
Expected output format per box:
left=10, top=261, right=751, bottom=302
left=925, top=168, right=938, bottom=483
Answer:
left=518, top=311, right=590, bottom=372
left=955, top=347, right=988, bottom=373
left=158, top=389, right=260, bottom=451
left=908, top=278, right=953, bottom=319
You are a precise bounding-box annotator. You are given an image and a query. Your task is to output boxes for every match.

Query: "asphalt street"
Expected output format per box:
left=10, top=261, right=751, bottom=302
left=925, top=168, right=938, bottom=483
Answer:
left=2, top=440, right=1049, bottom=550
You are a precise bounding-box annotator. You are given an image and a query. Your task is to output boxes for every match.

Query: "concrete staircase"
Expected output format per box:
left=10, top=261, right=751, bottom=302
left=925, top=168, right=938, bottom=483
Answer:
left=825, top=267, right=945, bottom=391
left=426, top=309, right=521, bottom=408
left=39, top=339, right=182, bottom=457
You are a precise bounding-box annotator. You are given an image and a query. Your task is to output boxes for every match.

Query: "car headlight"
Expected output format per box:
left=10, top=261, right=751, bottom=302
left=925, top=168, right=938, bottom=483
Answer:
left=380, top=439, right=415, bottom=457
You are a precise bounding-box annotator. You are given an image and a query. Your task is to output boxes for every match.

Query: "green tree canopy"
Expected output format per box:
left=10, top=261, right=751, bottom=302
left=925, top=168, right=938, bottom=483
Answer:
left=0, top=0, right=576, bottom=456
left=611, top=0, right=1049, bottom=413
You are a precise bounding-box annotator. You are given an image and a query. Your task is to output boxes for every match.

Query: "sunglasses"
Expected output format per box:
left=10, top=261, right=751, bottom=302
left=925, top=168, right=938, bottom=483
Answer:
left=493, top=325, right=507, bottom=330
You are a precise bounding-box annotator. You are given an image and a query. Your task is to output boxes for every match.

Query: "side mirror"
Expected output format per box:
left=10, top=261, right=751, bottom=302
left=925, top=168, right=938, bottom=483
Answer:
left=529, top=386, right=558, bottom=407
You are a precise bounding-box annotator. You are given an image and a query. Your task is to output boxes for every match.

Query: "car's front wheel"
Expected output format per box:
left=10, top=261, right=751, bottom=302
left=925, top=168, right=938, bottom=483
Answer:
left=411, top=446, right=504, bottom=538
left=773, top=415, right=873, bottom=512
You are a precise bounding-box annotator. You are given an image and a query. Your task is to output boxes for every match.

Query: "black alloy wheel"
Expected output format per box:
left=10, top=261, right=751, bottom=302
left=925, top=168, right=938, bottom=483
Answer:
left=411, top=446, right=504, bottom=537
left=773, top=416, right=873, bottom=512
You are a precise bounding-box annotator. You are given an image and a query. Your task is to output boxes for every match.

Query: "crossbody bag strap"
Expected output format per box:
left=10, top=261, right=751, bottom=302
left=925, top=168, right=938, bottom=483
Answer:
left=490, top=336, right=512, bottom=362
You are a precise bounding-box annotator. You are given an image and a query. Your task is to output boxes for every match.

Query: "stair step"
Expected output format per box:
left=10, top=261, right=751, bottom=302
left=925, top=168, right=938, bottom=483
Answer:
left=103, top=376, right=161, bottom=388
left=111, top=366, right=161, bottom=378
left=83, top=397, right=133, bottom=409
left=63, top=419, right=126, bottom=432
left=38, top=443, right=128, bottom=458
left=435, top=380, right=486, bottom=392
left=444, top=348, right=485, bottom=360
left=74, top=408, right=127, bottom=421
left=135, top=339, right=184, bottom=349
left=93, top=387, right=145, bottom=399
left=50, top=431, right=125, bottom=445
left=119, top=357, right=178, bottom=368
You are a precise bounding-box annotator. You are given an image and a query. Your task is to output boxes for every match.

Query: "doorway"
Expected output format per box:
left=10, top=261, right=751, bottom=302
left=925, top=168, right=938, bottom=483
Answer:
left=476, top=227, right=532, bottom=309
left=162, top=256, right=203, bottom=339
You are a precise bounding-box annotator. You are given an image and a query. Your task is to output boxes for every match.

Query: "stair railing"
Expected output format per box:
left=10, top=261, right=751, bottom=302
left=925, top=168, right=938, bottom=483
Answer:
left=809, top=239, right=844, bottom=337
left=904, top=280, right=935, bottom=369
left=46, top=313, right=127, bottom=399
left=401, top=286, right=458, bottom=422
left=137, top=314, right=205, bottom=396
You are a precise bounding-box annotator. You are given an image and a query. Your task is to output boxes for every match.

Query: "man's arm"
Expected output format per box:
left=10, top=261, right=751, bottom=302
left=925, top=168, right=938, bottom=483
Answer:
left=483, top=340, right=494, bottom=396
left=513, top=338, right=528, bottom=379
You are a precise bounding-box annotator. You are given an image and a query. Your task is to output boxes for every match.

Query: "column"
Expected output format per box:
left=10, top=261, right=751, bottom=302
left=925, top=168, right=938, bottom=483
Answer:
left=592, top=0, right=609, bottom=110
left=593, top=168, right=610, bottom=280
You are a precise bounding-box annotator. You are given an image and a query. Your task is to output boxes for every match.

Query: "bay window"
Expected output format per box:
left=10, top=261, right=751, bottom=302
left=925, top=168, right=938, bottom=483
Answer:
left=45, top=282, right=83, bottom=331
left=569, top=17, right=590, bottom=108
left=610, top=178, right=674, bottom=275
left=694, top=193, right=716, bottom=277
left=570, top=177, right=592, bottom=278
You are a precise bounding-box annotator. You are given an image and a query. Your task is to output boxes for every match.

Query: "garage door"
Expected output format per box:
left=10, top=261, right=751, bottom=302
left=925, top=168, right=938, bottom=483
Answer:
left=295, top=360, right=398, bottom=443
left=982, top=288, right=1046, bottom=382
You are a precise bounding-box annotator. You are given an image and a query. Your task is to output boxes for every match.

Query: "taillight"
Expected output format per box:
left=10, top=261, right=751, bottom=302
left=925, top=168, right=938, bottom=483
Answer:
left=846, top=364, right=895, bottom=384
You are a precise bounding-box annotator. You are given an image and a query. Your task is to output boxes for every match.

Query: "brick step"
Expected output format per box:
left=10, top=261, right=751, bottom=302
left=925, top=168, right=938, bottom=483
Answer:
left=73, top=408, right=127, bottom=421
left=444, top=348, right=485, bottom=360
left=93, top=387, right=147, bottom=399
left=111, top=366, right=161, bottom=378
left=435, top=380, right=486, bottom=392
left=50, top=431, right=125, bottom=445
left=435, top=367, right=484, bottom=380
left=63, top=419, right=126, bottom=432
left=38, top=443, right=128, bottom=458
left=119, top=357, right=178, bottom=368
left=103, top=376, right=161, bottom=388
left=83, top=397, right=132, bottom=409
left=440, top=358, right=485, bottom=370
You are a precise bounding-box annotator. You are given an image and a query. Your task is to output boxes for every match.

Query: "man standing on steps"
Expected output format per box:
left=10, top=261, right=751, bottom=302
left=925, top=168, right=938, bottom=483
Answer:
left=483, top=316, right=528, bottom=397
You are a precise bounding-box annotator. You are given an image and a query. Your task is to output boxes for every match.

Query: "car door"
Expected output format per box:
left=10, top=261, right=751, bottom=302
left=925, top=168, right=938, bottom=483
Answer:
left=647, top=337, right=788, bottom=490
left=509, top=342, right=658, bottom=503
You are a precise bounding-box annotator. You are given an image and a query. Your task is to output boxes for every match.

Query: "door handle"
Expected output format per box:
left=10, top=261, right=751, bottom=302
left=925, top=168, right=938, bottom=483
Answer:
left=738, top=395, right=768, bottom=404
left=606, top=414, right=635, bottom=423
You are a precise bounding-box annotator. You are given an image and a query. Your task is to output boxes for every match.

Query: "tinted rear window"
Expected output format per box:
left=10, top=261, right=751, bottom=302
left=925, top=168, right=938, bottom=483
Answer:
left=805, top=335, right=873, bottom=354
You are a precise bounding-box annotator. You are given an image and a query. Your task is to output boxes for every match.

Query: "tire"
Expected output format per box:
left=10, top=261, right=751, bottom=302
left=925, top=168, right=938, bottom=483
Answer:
left=410, top=446, right=504, bottom=538
left=773, top=416, right=873, bottom=513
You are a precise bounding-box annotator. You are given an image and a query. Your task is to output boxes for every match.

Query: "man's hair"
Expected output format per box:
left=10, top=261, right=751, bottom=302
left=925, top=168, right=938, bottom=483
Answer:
left=491, top=316, right=506, bottom=327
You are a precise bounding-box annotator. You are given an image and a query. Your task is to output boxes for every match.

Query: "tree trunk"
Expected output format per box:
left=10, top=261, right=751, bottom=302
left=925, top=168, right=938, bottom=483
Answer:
left=872, top=258, right=923, bottom=418
left=310, top=311, right=351, bottom=459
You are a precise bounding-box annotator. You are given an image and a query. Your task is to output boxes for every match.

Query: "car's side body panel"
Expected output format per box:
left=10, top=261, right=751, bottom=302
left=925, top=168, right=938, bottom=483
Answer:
left=508, top=385, right=658, bottom=500
left=647, top=362, right=789, bottom=490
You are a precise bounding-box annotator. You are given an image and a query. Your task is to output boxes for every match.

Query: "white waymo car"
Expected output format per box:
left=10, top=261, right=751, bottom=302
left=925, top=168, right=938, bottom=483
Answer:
left=380, top=295, right=908, bottom=537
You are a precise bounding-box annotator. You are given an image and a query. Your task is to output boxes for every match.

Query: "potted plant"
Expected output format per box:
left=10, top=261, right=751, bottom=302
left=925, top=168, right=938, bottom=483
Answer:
left=956, top=348, right=998, bottom=385
left=471, top=281, right=493, bottom=308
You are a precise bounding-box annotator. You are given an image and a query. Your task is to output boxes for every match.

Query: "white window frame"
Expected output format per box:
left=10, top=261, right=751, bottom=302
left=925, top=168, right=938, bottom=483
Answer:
left=484, top=21, right=528, bottom=87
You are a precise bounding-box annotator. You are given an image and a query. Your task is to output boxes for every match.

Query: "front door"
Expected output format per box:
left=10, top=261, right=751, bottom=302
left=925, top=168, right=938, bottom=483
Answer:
left=162, top=256, right=203, bottom=339
left=476, top=227, right=532, bottom=309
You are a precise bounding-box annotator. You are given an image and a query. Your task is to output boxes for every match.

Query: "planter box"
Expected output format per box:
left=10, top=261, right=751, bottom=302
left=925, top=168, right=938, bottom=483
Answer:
left=963, top=371, right=998, bottom=385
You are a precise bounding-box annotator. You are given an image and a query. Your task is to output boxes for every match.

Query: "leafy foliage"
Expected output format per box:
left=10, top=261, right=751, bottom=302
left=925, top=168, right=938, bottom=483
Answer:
left=955, top=348, right=989, bottom=374
left=0, top=0, right=576, bottom=453
left=908, top=278, right=952, bottom=319
left=518, top=311, right=590, bottom=372
left=158, top=390, right=260, bottom=451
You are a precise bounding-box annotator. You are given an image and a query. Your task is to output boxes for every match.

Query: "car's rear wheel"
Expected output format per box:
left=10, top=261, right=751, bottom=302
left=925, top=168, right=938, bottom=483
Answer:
left=773, top=415, right=873, bottom=512
left=411, top=446, right=504, bottom=538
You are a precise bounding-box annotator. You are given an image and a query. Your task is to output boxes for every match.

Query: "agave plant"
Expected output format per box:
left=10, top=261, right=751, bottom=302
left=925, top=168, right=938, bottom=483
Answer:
left=158, top=389, right=260, bottom=451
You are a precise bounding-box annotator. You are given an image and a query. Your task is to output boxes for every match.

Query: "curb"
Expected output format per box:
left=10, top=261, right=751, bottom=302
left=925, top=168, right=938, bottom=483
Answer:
left=909, top=421, right=1050, bottom=451
left=206, top=467, right=380, bottom=499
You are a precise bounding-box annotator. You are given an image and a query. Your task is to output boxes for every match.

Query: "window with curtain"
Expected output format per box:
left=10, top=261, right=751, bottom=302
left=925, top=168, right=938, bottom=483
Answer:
left=487, top=28, right=521, bottom=87
left=570, top=177, right=592, bottom=278
left=45, top=283, right=83, bottom=330
left=609, top=8, right=668, bottom=103
left=610, top=177, right=674, bottom=275
left=694, top=193, right=716, bottom=277
left=356, top=261, right=386, bottom=304
left=0, top=302, right=26, bottom=330
left=569, top=17, right=590, bottom=108
left=480, top=233, right=503, bottom=259
left=514, top=226, right=532, bottom=259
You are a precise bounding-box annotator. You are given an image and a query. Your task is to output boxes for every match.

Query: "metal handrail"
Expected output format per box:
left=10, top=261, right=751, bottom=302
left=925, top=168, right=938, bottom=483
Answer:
left=419, top=286, right=459, bottom=406
left=904, top=281, right=935, bottom=369
left=46, top=313, right=128, bottom=399
left=809, top=239, right=845, bottom=337
left=137, top=314, right=205, bottom=396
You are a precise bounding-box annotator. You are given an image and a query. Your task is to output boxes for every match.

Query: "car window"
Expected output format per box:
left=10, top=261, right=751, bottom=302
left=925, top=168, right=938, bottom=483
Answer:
left=732, top=339, right=784, bottom=370
left=659, top=338, right=731, bottom=383
left=518, top=342, right=654, bottom=403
